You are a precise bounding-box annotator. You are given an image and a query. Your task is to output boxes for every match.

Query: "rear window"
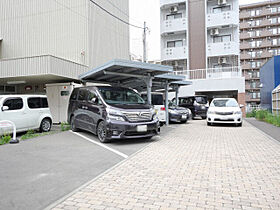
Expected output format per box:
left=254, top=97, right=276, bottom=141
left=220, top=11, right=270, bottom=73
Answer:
left=28, top=97, right=49, bottom=109
left=3, top=98, right=24, bottom=111
left=195, top=96, right=207, bottom=104
left=70, top=89, right=79, bottom=100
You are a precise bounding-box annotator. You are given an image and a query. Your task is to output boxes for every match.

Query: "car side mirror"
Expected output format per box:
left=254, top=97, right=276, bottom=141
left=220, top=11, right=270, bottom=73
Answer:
left=90, top=97, right=98, bottom=104
left=239, top=104, right=244, bottom=108
left=2, top=106, right=9, bottom=111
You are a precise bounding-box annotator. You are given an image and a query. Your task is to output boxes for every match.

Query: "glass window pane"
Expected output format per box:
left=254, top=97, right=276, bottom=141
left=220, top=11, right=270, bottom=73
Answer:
left=175, top=40, right=183, bottom=47
left=28, top=97, right=41, bottom=109
left=41, top=98, right=49, bottom=108
left=167, top=41, right=175, bottom=48
left=3, top=98, right=23, bottom=111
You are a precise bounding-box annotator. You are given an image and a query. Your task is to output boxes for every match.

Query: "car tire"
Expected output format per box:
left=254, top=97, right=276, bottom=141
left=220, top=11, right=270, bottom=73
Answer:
left=70, top=116, right=79, bottom=132
left=238, top=122, right=243, bottom=127
left=207, top=122, right=211, bottom=126
left=202, top=116, right=207, bottom=120
left=40, top=118, right=52, bottom=133
left=97, top=121, right=109, bottom=143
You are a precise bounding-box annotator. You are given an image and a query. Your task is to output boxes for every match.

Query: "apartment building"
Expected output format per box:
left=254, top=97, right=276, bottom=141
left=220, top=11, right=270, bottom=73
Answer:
left=240, top=0, right=280, bottom=109
left=0, top=0, right=129, bottom=94
left=160, top=0, right=245, bottom=110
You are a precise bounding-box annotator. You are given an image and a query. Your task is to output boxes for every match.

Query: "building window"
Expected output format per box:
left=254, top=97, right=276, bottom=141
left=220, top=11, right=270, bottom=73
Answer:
left=167, top=40, right=183, bottom=48
left=212, top=5, right=231, bottom=14
left=272, top=38, right=278, bottom=45
left=250, top=41, right=256, bottom=47
left=271, top=7, right=277, bottom=13
left=166, top=13, right=182, bottom=20
left=213, top=34, right=231, bottom=43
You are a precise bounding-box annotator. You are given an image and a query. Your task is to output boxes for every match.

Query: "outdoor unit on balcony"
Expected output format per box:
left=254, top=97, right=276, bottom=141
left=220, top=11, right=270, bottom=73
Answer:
left=210, top=28, right=219, bottom=36
left=218, top=57, right=228, bottom=64
left=218, top=0, right=227, bottom=5
left=170, top=6, right=178, bottom=13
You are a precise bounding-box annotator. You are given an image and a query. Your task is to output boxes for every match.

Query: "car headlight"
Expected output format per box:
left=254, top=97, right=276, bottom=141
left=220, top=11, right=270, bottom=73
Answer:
left=106, top=108, right=125, bottom=121
left=234, top=111, right=242, bottom=115
left=169, top=109, right=177, bottom=114
left=207, top=110, right=215, bottom=114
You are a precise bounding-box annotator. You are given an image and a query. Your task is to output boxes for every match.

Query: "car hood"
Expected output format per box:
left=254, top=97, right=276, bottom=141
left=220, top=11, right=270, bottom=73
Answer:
left=169, top=106, right=187, bottom=111
left=109, top=103, right=152, bottom=110
left=208, top=107, right=241, bottom=112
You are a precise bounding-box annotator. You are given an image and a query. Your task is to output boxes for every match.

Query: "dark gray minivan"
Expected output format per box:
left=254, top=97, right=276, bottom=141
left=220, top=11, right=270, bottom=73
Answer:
left=68, top=86, right=160, bottom=143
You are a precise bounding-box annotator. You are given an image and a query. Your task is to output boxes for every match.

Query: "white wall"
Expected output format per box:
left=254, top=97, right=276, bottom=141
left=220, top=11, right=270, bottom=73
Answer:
left=169, top=77, right=245, bottom=98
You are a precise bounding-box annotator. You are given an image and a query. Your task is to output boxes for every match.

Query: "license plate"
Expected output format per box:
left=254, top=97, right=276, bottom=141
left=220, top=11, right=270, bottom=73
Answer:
left=182, top=115, right=187, bottom=119
left=220, top=116, right=228, bottom=120
left=137, top=125, right=147, bottom=132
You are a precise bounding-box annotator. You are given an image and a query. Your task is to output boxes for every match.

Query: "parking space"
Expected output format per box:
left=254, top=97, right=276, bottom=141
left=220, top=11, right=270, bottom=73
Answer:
left=0, top=129, right=166, bottom=210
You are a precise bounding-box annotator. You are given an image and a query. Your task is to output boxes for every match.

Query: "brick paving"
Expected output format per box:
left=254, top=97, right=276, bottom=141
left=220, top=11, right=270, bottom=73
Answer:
left=51, top=121, right=280, bottom=210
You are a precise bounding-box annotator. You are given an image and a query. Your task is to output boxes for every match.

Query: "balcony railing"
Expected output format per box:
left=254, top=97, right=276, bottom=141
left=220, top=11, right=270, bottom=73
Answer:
left=206, top=10, right=239, bottom=27
left=161, top=46, right=188, bottom=60
left=160, top=0, right=185, bottom=7
left=161, top=18, right=187, bottom=34
left=207, top=41, right=239, bottom=57
left=171, top=66, right=242, bottom=80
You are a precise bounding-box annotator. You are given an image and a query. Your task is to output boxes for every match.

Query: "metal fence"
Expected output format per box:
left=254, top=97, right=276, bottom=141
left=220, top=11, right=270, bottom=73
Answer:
left=171, top=66, right=242, bottom=80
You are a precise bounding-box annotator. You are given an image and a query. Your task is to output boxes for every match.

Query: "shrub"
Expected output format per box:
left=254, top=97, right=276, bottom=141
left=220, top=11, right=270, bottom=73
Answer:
left=255, top=109, right=280, bottom=127
left=255, top=110, right=269, bottom=121
left=0, top=134, right=11, bottom=145
left=61, top=122, right=71, bottom=131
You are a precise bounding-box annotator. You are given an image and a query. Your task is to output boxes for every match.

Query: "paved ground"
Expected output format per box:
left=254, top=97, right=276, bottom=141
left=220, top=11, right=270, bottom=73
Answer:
left=246, top=118, right=280, bottom=142
left=50, top=120, right=280, bottom=210
left=0, top=126, right=169, bottom=210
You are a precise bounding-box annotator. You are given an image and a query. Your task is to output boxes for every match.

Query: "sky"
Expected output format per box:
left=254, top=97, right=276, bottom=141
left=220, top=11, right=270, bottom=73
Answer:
left=129, top=0, right=266, bottom=61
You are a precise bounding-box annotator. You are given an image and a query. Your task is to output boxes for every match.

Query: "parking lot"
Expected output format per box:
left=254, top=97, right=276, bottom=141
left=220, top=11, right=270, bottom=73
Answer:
left=0, top=126, right=171, bottom=210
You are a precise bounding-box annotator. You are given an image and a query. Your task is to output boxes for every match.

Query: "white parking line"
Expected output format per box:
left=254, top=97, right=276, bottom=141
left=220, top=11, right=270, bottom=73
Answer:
left=69, top=131, right=128, bottom=159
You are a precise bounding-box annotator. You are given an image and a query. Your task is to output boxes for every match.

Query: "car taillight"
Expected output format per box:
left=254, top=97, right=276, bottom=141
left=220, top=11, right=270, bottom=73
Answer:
left=160, top=107, right=165, bottom=111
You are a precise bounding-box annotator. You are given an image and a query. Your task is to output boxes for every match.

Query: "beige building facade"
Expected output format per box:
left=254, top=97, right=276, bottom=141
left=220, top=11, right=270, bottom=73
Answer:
left=0, top=0, right=129, bottom=94
left=240, top=0, right=280, bottom=109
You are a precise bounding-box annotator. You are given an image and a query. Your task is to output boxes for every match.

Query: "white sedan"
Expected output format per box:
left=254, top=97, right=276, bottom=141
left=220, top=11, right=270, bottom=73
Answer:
left=207, top=98, right=243, bottom=126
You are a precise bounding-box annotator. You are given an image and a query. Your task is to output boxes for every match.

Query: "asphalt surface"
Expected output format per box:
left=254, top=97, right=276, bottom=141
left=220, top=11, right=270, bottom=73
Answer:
left=245, top=118, right=280, bottom=142
left=0, top=124, right=173, bottom=210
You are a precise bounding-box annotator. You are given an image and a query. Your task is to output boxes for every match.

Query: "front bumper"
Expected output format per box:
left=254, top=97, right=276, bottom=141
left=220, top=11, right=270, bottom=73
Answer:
left=169, top=113, right=188, bottom=122
left=207, top=114, right=242, bottom=124
left=105, top=119, right=160, bottom=139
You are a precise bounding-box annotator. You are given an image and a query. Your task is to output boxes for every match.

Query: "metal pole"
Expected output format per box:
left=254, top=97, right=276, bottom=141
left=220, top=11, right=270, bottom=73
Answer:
left=143, top=21, right=147, bottom=63
left=146, top=74, right=152, bottom=105
left=165, top=82, right=169, bottom=126
left=175, top=85, right=179, bottom=106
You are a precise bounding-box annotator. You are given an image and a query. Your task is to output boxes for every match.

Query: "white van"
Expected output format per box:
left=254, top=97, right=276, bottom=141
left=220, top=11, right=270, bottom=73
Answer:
left=141, top=93, right=166, bottom=125
left=0, top=95, right=53, bottom=135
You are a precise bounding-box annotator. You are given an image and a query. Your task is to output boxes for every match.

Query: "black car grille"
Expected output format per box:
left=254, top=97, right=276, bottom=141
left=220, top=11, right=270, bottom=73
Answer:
left=214, top=118, right=234, bottom=122
left=215, top=111, right=233, bottom=115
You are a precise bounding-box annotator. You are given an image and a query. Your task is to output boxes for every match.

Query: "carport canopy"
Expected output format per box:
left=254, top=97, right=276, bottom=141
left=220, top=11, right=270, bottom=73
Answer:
left=79, top=59, right=174, bottom=105
left=79, top=59, right=192, bottom=125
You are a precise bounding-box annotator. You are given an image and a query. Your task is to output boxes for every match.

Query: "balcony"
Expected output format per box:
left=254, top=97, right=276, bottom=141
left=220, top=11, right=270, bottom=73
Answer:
left=240, top=32, right=250, bottom=40
left=240, top=53, right=251, bottom=60
left=206, top=11, right=239, bottom=28
left=240, top=22, right=250, bottom=29
left=161, top=46, right=188, bottom=61
left=160, top=0, right=185, bottom=7
left=242, top=63, right=251, bottom=70
left=240, top=11, right=250, bottom=19
left=207, top=42, right=239, bottom=57
left=172, top=66, right=242, bottom=80
left=161, top=18, right=187, bottom=34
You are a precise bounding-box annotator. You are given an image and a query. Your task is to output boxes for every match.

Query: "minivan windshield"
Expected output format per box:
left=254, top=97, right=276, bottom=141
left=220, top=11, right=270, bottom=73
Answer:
left=195, top=96, right=207, bottom=104
left=98, top=87, right=146, bottom=105
left=211, top=99, right=239, bottom=107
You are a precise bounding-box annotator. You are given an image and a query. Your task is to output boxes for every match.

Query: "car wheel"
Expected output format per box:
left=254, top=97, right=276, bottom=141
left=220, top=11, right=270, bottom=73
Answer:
left=238, top=122, right=243, bottom=127
left=97, top=121, right=109, bottom=143
left=70, top=116, right=79, bottom=132
left=207, top=122, right=211, bottom=126
left=202, top=116, right=207, bottom=120
left=40, top=118, right=51, bottom=132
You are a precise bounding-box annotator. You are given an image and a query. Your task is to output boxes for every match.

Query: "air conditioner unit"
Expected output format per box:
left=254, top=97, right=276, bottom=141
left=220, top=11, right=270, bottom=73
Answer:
left=170, top=6, right=178, bottom=13
left=218, top=0, right=227, bottom=5
left=218, top=57, right=228, bottom=64
left=214, top=28, right=220, bottom=35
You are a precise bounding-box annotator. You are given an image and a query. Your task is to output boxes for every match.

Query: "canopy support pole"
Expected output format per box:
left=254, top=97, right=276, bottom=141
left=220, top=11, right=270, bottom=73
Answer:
left=175, top=85, right=179, bottom=106
left=165, top=82, right=169, bottom=126
left=145, top=74, right=153, bottom=105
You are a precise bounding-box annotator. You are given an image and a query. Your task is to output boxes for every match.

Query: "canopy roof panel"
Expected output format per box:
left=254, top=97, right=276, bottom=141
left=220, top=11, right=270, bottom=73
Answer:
left=79, top=59, right=173, bottom=84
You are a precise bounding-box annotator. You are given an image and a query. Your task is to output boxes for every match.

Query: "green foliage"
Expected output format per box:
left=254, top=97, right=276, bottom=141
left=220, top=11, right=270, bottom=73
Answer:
left=255, top=110, right=280, bottom=127
left=0, top=133, right=12, bottom=145
left=246, top=109, right=257, bottom=118
left=61, top=122, right=71, bottom=131
left=21, top=129, right=51, bottom=140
